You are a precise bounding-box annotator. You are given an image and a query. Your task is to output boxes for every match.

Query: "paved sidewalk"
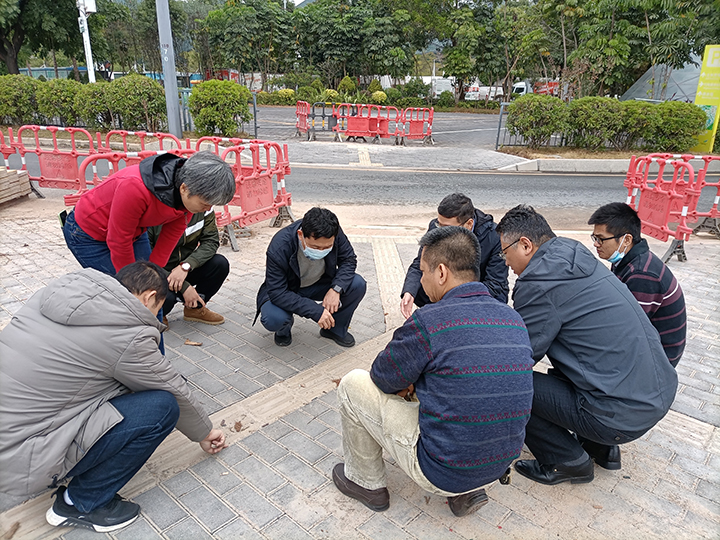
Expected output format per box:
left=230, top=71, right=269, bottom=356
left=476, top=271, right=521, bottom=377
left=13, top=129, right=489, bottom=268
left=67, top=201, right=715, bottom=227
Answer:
left=0, top=197, right=718, bottom=540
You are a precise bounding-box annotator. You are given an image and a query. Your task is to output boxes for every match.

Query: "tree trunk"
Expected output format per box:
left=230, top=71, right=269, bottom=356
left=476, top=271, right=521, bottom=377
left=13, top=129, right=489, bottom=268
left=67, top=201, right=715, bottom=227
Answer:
left=52, top=50, right=59, bottom=79
left=560, top=16, right=567, bottom=71
left=72, top=57, right=81, bottom=81
left=0, top=22, right=25, bottom=75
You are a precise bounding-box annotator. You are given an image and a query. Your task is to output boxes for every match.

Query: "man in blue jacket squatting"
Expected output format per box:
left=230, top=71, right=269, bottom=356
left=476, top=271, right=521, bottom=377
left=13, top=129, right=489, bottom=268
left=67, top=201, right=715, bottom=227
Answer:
left=255, top=207, right=366, bottom=348
left=332, top=226, right=534, bottom=516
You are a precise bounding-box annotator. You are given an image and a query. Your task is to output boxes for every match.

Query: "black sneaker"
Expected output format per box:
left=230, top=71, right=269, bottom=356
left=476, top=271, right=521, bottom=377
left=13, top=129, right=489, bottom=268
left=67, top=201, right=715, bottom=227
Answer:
left=320, top=329, right=356, bottom=347
left=46, top=486, right=140, bottom=533
left=274, top=331, right=292, bottom=347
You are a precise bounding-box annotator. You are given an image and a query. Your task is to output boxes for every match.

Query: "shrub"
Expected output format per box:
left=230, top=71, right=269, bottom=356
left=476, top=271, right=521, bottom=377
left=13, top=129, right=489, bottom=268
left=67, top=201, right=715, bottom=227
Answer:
left=311, top=78, right=324, bottom=93
left=319, top=89, right=340, bottom=103
left=0, top=75, right=39, bottom=124
left=337, top=75, right=357, bottom=94
left=384, top=87, right=401, bottom=105
left=189, top=80, right=252, bottom=137
left=507, top=94, right=568, bottom=149
left=370, top=91, right=387, bottom=105
left=269, top=88, right=295, bottom=106
left=395, top=97, right=426, bottom=109
left=296, top=86, right=318, bottom=104
left=75, top=82, right=115, bottom=130
left=645, top=101, right=707, bottom=152
left=367, top=79, right=383, bottom=93
left=108, top=74, right=166, bottom=131
left=255, top=91, right=272, bottom=105
left=611, top=100, right=660, bottom=150
left=436, top=90, right=455, bottom=108
left=566, top=97, right=623, bottom=150
left=36, top=79, right=83, bottom=126
left=400, top=78, right=430, bottom=99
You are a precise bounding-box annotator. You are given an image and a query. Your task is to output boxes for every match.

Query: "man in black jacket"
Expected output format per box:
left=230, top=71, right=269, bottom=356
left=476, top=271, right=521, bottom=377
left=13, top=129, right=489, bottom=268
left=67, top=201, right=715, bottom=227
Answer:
left=400, top=193, right=508, bottom=318
left=255, top=207, right=366, bottom=348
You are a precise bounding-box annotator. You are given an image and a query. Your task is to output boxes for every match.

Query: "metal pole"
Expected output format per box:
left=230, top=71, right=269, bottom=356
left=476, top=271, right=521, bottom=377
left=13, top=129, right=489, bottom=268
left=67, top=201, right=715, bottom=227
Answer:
left=77, top=2, right=96, bottom=83
left=251, top=93, right=258, bottom=140
left=156, top=0, right=182, bottom=137
left=495, top=102, right=507, bottom=151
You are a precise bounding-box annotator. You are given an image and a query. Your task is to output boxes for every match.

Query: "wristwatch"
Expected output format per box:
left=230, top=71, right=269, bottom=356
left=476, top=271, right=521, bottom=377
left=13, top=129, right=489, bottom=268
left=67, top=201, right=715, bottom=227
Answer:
left=181, top=262, right=191, bottom=272
left=332, top=285, right=343, bottom=294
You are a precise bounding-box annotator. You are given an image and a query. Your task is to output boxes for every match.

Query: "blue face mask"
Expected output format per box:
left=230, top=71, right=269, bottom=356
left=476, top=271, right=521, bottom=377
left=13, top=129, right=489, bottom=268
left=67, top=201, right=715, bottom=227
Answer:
left=300, top=233, right=332, bottom=260
left=607, top=235, right=629, bottom=264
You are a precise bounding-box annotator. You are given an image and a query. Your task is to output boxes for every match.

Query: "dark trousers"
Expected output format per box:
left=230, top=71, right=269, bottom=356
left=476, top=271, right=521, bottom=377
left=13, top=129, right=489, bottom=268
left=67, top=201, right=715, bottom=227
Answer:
left=260, top=274, right=366, bottom=338
left=413, top=286, right=432, bottom=309
left=63, top=210, right=165, bottom=354
left=66, top=390, right=179, bottom=513
left=524, top=370, right=647, bottom=464
left=163, top=254, right=230, bottom=315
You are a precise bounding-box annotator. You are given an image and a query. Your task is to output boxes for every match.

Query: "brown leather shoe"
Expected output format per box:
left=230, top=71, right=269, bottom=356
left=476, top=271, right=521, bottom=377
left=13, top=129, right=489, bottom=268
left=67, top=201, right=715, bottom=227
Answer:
left=447, top=488, right=489, bottom=517
left=183, top=306, right=225, bottom=325
left=332, top=463, right=389, bottom=511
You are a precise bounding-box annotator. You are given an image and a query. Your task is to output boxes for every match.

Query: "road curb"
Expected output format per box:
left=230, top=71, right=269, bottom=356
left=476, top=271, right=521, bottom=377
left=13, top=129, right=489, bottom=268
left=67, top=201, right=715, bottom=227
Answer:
left=497, top=157, right=720, bottom=174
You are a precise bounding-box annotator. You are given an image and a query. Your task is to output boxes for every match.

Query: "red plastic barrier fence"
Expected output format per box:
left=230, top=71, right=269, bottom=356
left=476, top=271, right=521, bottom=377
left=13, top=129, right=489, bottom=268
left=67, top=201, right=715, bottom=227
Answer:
left=401, top=107, right=434, bottom=145
left=99, top=130, right=184, bottom=153
left=296, top=101, right=310, bottom=137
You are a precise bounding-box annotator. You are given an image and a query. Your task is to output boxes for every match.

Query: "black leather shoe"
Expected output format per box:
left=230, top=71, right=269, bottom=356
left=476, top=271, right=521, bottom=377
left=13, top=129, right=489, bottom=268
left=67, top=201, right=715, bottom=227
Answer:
left=320, top=329, right=355, bottom=348
left=514, top=458, right=594, bottom=485
left=580, top=440, right=621, bottom=470
left=447, top=488, right=488, bottom=517
left=274, top=332, right=292, bottom=347
left=332, top=463, right=389, bottom=511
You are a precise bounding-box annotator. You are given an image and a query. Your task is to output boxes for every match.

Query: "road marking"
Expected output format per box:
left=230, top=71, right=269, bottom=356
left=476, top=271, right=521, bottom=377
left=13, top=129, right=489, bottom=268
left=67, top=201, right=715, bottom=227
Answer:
left=432, top=128, right=498, bottom=134
left=291, top=163, right=623, bottom=177
left=349, top=147, right=383, bottom=167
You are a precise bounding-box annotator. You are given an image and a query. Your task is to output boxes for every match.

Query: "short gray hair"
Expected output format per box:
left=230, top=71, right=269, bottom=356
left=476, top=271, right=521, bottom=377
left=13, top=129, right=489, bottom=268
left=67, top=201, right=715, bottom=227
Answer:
left=177, top=151, right=236, bottom=205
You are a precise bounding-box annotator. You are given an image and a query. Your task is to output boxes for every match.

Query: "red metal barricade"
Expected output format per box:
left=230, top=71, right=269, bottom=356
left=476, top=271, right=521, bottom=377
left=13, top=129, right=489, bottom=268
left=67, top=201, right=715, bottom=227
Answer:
left=0, top=130, right=12, bottom=167
left=401, top=107, right=434, bottom=145
left=98, top=130, right=184, bottom=153
left=295, top=101, right=311, bottom=139
left=374, top=106, right=403, bottom=144
left=10, top=125, right=96, bottom=190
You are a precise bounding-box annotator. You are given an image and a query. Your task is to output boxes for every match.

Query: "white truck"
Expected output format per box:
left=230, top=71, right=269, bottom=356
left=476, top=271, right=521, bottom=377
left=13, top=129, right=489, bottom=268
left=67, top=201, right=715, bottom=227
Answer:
left=464, top=82, right=503, bottom=101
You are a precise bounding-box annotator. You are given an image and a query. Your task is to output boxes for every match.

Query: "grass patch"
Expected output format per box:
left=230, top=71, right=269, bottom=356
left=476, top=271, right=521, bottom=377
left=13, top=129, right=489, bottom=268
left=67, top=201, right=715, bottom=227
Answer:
left=499, top=146, right=639, bottom=160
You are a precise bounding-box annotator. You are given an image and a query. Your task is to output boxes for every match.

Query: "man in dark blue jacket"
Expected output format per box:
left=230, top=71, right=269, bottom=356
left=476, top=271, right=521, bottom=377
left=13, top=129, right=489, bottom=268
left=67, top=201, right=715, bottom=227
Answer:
left=255, top=207, right=366, bottom=348
left=333, top=226, right=533, bottom=517
left=497, top=205, right=677, bottom=485
left=400, top=193, right=508, bottom=319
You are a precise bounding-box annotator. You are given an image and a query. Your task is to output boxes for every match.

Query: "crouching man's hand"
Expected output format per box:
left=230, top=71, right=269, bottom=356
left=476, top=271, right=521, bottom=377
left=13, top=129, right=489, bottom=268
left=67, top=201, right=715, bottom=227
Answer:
left=200, top=428, right=228, bottom=454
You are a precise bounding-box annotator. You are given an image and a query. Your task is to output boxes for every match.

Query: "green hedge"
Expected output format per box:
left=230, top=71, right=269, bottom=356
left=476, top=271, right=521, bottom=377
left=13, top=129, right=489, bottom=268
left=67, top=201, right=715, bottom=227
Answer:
left=507, top=95, right=708, bottom=153
left=0, top=75, right=39, bottom=124
left=189, top=80, right=252, bottom=137
left=37, top=79, right=83, bottom=126
left=507, top=94, right=569, bottom=149
left=74, top=81, right=115, bottom=130
left=108, top=74, right=166, bottom=131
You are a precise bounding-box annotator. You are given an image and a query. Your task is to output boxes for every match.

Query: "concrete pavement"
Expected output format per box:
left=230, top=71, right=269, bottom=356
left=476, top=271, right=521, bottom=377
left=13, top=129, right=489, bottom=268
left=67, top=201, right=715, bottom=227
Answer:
left=0, top=193, right=718, bottom=539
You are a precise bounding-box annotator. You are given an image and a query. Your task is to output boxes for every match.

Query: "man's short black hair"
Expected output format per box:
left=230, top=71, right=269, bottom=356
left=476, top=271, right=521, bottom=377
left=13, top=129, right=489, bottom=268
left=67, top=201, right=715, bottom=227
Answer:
left=116, top=261, right=168, bottom=304
left=588, top=202, right=642, bottom=243
left=438, top=193, right=475, bottom=224
left=496, top=204, right=556, bottom=245
left=301, top=207, right=340, bottom=239
left=419, top=226, right=480, bottom=281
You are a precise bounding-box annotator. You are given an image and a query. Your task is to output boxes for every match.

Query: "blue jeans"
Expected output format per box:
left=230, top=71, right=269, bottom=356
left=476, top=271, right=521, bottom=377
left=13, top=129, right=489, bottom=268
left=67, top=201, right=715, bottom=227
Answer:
left=66, top=390, right=180, bottom=513
left=63, top=210, right=151, bottom=275
left=524, top=370, right=648, bottom=464
left=261, top=274, right=366, bottom=338
left=63, top=210, right=165, bottom=354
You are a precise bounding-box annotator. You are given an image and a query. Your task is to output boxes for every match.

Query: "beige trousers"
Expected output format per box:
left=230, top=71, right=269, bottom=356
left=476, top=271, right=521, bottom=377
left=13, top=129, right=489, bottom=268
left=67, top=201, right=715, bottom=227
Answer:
left=337, top=369, right=474, bottom=497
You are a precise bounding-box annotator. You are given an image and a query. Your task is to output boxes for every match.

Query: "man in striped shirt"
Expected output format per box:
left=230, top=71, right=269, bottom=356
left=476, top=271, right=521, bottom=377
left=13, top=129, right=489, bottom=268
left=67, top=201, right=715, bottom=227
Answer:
left=589, top=202, right=686, bottom=367
left=332, top=226, right=534, bottom=517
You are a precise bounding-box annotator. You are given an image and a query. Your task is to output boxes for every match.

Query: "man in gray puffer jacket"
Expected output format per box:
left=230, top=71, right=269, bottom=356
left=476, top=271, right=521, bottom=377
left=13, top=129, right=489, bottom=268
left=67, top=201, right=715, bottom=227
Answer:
left=0, top=262, right=227, bottom=533
left=496, top=205, right=677, bottom=486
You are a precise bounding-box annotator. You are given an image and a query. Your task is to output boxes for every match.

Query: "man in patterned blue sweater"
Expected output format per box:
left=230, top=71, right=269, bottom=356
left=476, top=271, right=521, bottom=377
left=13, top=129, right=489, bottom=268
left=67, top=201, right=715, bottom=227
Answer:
left=332, top=226, right=534, bottom=517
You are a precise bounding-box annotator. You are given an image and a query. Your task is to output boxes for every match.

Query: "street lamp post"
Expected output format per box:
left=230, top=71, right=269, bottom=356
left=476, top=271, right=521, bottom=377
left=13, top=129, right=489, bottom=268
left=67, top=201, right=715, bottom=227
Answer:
left=76, top=0, right=96, bottom=83
left=156, top=0, right=183, bottom=138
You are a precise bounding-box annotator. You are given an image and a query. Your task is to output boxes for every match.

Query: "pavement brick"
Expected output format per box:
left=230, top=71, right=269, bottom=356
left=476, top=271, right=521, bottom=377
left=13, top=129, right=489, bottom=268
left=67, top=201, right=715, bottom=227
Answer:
left=191, top=457, right=243, bottom=495
left=217, top=442, right=252, bottom=466
left=404, top=513, right=465, bottom=540
left=273, top=454, right=328, bottom=491
left=113, top=517, right=163, bottom=540
left=262, top=515, right=314, bottom=540
left=164, top=517, right=213, bottom=539
left=224, top=372, right=264, bottom=397
left=282, top=410, right=330, bottom=437
left=260, top=420, right=295, bottom=441
left=224, top=484, right=283, bottom=529
left=163, top=470, right=201, bottom=497
left=266, top=482, right=331, bottom=529
left=178, top=485, right=236, bottom=532
left=358, top=513, right=416, bottom=540
left=234, top=456, right=286, bottom=493
left=133, top=486, right=188, bottom=531
left=61, top=528, right=111, bottom=540
left=188, top=371, right=227, bottom=395
left=213, top=517, right=265, bottom=540
left=277, top=431, right=329, bottom=464
left=241, top=431, right=290, bottom=463
left=315, top=428, right=343, bottom=455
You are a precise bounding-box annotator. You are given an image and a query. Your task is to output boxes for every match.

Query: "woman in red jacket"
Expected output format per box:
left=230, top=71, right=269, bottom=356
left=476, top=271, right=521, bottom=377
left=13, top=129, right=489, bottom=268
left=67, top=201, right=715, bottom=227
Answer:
left=63, top=151, right=236, bottom=276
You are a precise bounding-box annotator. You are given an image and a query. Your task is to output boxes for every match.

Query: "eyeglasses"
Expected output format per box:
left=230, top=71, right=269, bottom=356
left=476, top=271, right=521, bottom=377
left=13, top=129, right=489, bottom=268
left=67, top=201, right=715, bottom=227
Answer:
left=591, top=234, right=622, bottom=245
left=499, top=239, right=520, bottom=260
